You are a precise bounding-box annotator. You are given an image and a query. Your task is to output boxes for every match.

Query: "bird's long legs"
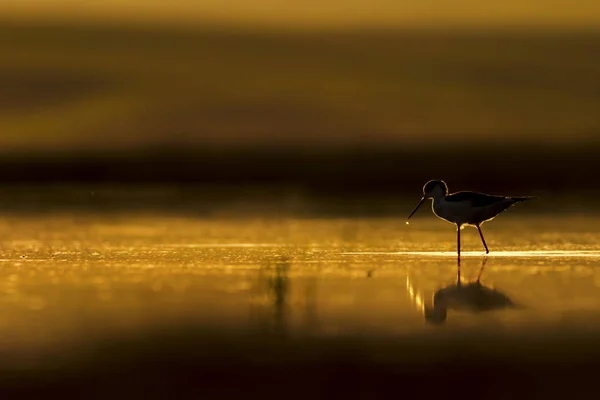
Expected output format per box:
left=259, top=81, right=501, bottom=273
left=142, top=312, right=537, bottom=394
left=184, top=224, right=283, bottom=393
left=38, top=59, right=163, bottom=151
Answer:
left=476, top=224, right=490, bottom=254
left=456, top=224, right=461, bottom=260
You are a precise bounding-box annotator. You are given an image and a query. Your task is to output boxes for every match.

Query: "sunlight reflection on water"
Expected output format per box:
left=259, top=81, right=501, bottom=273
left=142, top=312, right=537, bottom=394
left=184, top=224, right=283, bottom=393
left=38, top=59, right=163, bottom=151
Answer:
left=343, top=251, right=600, bottom=258
left=0, top=213, right=599, bottom=368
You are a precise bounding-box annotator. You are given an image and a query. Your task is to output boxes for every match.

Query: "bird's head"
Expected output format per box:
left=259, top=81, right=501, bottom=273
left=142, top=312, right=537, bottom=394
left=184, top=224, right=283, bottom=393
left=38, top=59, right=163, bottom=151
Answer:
left=422, top=180, right=448, bottom=199
left=407, top=180, right=448, bottom=220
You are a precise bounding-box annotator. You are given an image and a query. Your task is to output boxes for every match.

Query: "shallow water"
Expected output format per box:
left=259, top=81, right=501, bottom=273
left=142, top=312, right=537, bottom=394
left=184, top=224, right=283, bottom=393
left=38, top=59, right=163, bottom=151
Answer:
left=0, top=213, right=599, bottom=347
left=1, top=211, right=600, bottom=395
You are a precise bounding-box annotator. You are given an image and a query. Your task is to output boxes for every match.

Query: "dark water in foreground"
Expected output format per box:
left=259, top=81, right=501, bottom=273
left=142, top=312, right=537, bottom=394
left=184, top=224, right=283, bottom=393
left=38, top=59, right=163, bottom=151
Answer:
left=1, top=210, right=600, bottom=397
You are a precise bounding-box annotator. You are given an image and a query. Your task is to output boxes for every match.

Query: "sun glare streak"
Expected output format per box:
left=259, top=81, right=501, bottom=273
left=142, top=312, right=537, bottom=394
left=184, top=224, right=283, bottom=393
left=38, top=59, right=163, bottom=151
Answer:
left=344, top=251, right=600, bottom=258
left=160, top=243, right=286, bottom=248
left=406, top=276, right=425, bottom=316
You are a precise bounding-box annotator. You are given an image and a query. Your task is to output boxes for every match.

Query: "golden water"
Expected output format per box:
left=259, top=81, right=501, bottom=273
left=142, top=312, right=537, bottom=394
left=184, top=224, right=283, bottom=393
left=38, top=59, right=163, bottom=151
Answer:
left=1, top=212, right=599, bottom=367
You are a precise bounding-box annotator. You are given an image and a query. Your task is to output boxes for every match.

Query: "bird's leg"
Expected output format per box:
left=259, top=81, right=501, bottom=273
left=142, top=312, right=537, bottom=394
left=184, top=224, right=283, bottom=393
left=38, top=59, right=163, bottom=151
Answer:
left=477, top=256, right=488, bottom=283
left=456, top=224, right=461, bottom=259
left=476, top=224, right=489, bottom=254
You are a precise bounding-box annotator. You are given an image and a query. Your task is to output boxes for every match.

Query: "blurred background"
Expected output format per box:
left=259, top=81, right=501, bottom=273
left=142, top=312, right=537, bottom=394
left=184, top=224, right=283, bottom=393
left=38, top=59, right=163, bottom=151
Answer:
left=1, top=1, right=600, bottom=215
left=2, top=4, right=600, bottom=397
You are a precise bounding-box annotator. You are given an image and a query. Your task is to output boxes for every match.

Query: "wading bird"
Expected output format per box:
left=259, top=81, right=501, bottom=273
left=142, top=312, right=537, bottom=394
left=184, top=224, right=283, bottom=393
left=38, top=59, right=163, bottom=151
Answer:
left=407, top=180, right=533, bottom=256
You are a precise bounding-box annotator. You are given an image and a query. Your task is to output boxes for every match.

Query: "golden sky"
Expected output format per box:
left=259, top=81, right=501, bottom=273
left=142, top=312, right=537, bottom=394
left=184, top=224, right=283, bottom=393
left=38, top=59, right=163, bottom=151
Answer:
left=2, top=0, right=600, bottom=29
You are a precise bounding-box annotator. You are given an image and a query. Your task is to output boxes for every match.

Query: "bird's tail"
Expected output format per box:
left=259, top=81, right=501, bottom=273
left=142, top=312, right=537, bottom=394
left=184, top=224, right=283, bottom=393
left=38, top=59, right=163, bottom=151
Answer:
left=510, top=196, right=538, bottom=203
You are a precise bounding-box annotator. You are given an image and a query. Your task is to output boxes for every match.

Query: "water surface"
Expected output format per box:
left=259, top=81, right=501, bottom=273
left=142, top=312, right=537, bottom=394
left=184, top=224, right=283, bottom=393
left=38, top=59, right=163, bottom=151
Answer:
left=1, top=212, right=600, bottom=396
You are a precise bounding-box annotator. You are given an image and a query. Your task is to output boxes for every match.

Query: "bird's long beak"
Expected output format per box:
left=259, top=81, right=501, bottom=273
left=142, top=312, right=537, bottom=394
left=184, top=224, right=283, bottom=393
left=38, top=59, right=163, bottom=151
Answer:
left=407, top=197, right=426, bottom=220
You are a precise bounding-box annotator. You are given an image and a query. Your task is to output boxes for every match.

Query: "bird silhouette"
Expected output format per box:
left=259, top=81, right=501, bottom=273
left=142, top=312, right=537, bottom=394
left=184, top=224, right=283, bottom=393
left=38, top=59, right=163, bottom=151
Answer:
left=407, top=179, right=535, bottom=257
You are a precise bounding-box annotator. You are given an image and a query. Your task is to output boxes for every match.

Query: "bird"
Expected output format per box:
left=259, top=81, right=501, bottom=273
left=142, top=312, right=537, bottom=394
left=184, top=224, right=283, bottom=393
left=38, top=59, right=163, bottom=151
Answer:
left=407, top=180, right=534, bottom=256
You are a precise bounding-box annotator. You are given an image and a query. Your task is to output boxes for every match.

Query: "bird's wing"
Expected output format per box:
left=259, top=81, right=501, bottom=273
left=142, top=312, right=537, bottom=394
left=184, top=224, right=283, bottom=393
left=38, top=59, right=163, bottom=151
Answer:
left=445, top=191, right=507, bottom=208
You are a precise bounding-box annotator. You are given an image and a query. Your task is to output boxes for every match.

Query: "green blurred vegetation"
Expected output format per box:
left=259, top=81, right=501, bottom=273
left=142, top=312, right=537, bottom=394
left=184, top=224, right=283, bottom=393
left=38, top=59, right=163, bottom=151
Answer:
left=0, top=20, right=599, bottom=155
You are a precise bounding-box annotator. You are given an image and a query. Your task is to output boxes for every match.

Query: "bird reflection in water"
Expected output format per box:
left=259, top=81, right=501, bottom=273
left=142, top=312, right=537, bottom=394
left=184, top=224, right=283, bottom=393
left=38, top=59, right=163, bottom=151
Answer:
left=268, top=260, right=290, bottom=336
left=408, top=257, right=519, bottom=324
